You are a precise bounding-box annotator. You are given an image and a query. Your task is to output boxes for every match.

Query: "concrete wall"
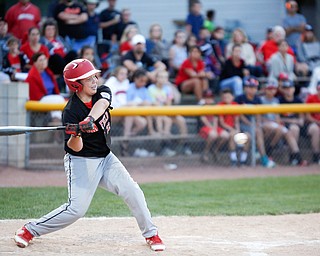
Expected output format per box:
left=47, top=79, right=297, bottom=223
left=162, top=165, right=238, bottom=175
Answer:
left=0, top=82, right=29, bottom=168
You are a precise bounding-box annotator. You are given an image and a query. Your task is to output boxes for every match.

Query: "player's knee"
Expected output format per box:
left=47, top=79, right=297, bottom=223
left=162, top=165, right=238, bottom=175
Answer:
left=68, top=205, right=88, bottom=219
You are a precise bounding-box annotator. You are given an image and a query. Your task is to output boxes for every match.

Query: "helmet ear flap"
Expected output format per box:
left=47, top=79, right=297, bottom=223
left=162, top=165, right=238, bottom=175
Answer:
left=65, top=79, right=83, bottom=92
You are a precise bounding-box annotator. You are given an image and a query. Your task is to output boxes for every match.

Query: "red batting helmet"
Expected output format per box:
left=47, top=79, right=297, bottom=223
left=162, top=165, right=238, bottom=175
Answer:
left=63, top=59, right=101, bottom=92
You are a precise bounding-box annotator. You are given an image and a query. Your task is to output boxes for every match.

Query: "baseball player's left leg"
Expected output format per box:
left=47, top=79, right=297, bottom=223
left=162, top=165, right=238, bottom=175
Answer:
left=99, top=153, right=157, bottom=237
left=99, top=153, right=165, bottom=251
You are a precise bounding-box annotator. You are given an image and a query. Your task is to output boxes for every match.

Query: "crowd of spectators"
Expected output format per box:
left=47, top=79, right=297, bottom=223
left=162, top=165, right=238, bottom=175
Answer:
left=0, top=0, right=319, bottom=165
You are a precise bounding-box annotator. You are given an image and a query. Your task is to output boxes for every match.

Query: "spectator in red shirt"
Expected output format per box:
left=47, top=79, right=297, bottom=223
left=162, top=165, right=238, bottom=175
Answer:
left=305, top=81, right=320, bottom=165
left=258, top=25, right=295, bottom=64
left=20, top=27, right=50, bottom=69
left=4, top=0, right=41, bottom=41
left=218, top=88, right=250, bottom=166
left=25, top=52, right=61, bottom=101
left=175, top=45, right=213, bottom=104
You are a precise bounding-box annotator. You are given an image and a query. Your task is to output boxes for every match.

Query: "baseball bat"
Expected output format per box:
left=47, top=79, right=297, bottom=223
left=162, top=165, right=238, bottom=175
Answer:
left=0, top=126, right=66, bottom=136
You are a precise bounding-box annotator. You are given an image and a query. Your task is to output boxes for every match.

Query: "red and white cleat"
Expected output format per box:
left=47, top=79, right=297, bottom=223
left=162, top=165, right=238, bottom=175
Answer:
left=14, top=226, right=33, bottom=248
left=146, top=233, right=166, bottom=251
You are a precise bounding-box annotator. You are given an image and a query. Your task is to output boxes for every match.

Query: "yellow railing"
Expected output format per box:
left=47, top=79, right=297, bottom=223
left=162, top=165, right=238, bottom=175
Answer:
left=25, top=101, right=320, bottom=116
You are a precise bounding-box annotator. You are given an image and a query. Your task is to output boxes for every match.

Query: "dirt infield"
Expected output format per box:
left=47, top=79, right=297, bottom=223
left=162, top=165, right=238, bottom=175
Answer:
left=1, top=215, right=320, bottom=255
left=0, top=164, right=320, bottom=255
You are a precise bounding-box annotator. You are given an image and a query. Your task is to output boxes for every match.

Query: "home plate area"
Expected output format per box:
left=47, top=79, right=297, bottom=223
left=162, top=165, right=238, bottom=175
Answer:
left=1, top=214, right=319, bottom=255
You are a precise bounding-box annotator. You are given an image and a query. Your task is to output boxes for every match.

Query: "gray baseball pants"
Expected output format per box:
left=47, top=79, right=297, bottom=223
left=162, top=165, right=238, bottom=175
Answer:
left=26, top=152, right=158, bottom=238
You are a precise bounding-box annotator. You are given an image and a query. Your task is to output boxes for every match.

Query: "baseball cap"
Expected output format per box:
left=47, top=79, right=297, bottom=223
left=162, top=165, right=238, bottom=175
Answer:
left=86, top=0, right=99, bottom=3
left=243, top=76, right=259, bottom=87
left=265, top=78, right=278, bottom=89
left=278, top=72, right=289, bottom=81
left=131, top=34, right=146, bottom=45
left=305, top=24, right=313, bottom=31
left=281, top=79, right=294, bottom=88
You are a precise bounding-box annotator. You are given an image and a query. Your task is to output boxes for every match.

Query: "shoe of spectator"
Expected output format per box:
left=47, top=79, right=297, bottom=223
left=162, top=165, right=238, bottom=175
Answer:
left=197, top=99, right=206, bottom=105
left=161, top=147, right=176, bottom=157
left=261, top=155, right=276, bottom=168
left=183, top=146, right=192, bottom=156
left=200, top=154, right=210, bottom=163
left=312, top=153, right=320, bottom=165
left=290, top=153, right=307, bottom=166
left=133, top=148, right=155, bottom=157
left=231, top=160, right=238, bottom=167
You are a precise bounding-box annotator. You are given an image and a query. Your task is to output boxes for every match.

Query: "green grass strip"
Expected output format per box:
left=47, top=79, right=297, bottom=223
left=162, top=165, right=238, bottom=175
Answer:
left=0, top=175, right=319, bottom=219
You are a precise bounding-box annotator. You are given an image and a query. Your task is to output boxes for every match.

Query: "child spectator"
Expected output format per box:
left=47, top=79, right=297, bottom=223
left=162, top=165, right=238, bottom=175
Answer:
left=218, top=89, right=249, bottom=166
left=226, top=28, right=262, bottom=77
left=278, top=80, right=307, bottom=166
left=257, top=25, right=294, bottom=69
left=2, top=36, right=28, bottom=81
left=168, top=30, right=188, bottom=78
left=148, top=70, right=174, bottom=136
left=197, top=27, right=221, bottom=80
left=203, top=9, right=215, bottom=33
left=199, top=92, right=226, bottom=163
left=235, top=76, right=276, bottom=168
left=219, top=44, right=249, bottom=97
left=104, top=66, right=147, bottom=156
left=304, top=81, right=320, bottom=165
left=119, top=24, right=139, bottom=56
left=175, top=45, right=213, bottom=105
left=185, top=0, right=204, bottom=40
left=260, top=79, right=303, bottom=162
left=146, top=23, right=170, bottom=67
left=267, top=39, right=296, bottom=82
left=0, top=17, right=11, bottom=60
left=126, top=69, right=157, bottom=136
left=148, top=70, right=176, bottom=156
left=210, top=26, right=227, bottom=66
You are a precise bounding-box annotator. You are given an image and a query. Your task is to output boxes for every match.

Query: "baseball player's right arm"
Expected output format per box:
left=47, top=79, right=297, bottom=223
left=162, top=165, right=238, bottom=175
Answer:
left=87, top=99, right=110, bottom=121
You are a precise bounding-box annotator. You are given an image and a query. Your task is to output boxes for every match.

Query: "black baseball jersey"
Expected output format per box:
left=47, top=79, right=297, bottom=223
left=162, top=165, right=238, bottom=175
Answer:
left=62, top=86, right=113, bottom=157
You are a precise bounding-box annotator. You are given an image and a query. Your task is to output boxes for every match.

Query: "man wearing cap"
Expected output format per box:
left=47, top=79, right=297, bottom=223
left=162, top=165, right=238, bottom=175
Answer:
left=260, top=78, right=302, bottom=161
left=121, top=34, right=166, bottom=83
left=305, top=81, right=320, bottom=165
left=235, top=75, right=276, bottom=168
left=278, top=79, right=307, bottom=166
left=296, top=24, right=320, bottom=75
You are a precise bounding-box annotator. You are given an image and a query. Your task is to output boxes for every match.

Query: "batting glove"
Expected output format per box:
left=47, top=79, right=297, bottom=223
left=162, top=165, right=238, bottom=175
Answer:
left=79, top=116, right=98, bottom=133
left=65, top=123, right=81, bottom=137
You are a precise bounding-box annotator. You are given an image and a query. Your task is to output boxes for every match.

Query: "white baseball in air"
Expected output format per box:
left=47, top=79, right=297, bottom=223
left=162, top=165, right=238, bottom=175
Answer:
left=234, top=133, right=248, bottom=145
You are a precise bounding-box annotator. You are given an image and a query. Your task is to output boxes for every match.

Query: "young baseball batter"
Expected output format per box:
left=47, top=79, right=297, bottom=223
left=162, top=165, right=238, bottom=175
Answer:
left=14, top=59, right=165, bottom=252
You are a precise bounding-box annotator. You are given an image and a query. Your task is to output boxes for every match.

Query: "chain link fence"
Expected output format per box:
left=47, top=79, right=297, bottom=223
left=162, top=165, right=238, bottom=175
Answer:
left=26, top=110, right=317, bottom=170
